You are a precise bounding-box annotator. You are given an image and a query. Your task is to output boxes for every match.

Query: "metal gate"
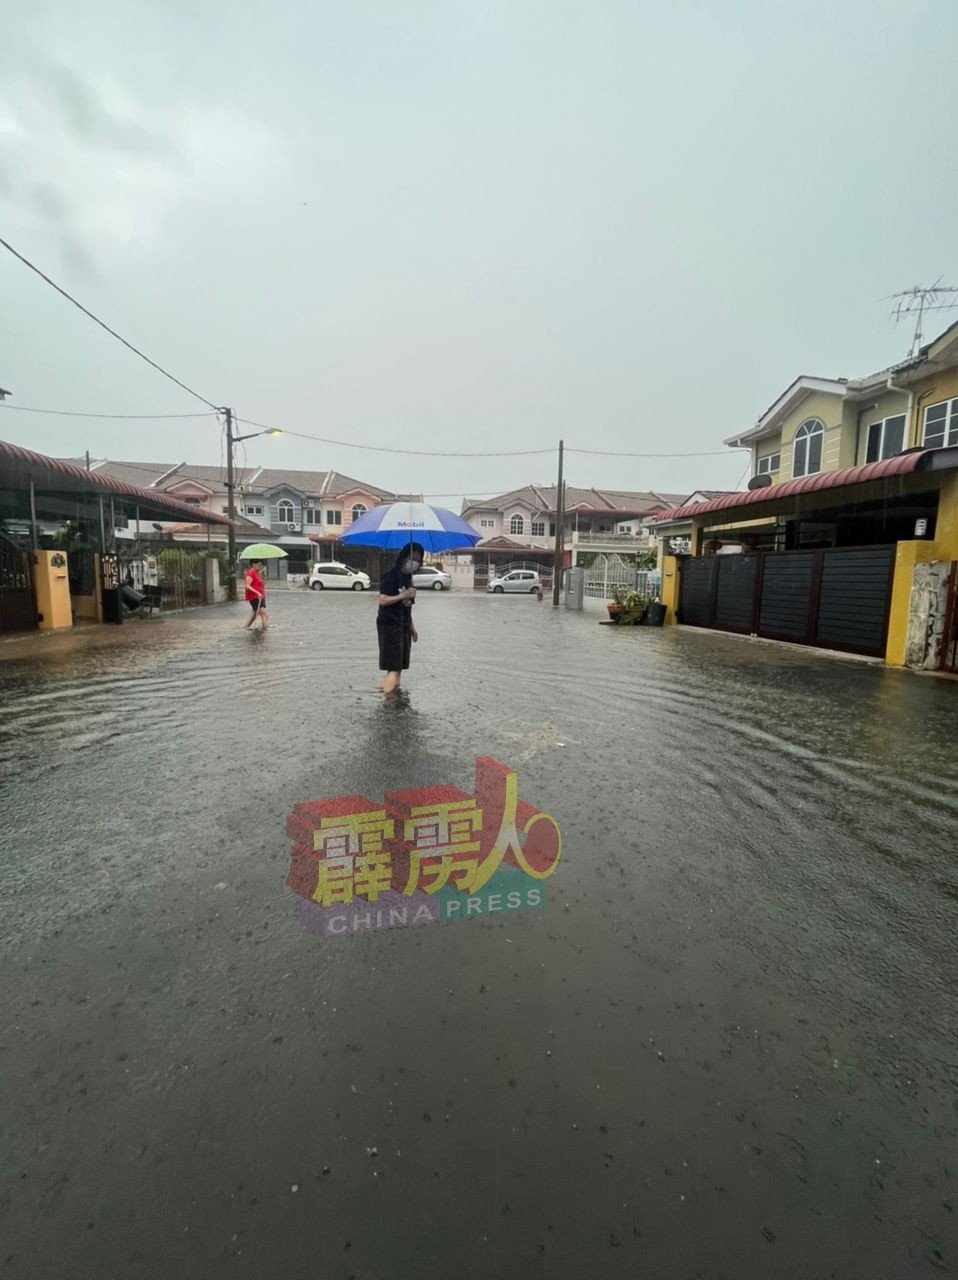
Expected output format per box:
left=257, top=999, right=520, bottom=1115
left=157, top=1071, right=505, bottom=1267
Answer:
left=155, top=548, right=205, bottom=611
left=678, top=546, right=896, bottom=658
left=582, top=553, right=651, bottom=600
left=0, top=539, right=36, bottom=635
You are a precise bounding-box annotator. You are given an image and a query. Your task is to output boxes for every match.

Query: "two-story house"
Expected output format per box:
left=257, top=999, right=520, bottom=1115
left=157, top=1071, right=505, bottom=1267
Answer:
left=86, top=460, right=402, bottom=579
left=463, top=484, right=687, bottom=552
left=651, top=320, right=958, bottom=668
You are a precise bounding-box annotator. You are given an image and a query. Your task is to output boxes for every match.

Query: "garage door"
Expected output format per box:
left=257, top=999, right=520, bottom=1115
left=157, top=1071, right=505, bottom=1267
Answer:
left=677, top=546, right=895, bottom=659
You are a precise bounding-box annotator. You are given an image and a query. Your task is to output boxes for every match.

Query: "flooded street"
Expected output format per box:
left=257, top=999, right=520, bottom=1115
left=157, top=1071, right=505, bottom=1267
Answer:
left=1, top=591, right=956, bottom=1279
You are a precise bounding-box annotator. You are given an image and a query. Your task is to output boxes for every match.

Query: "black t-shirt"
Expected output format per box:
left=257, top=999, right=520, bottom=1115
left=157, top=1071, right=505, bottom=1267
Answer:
left=377, top=566, right=413, bottom=626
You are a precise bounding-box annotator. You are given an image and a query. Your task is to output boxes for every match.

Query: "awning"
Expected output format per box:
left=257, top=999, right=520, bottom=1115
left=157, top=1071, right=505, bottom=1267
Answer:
left=650, top=447, right=958, bottom=527
left=0, top=439, right=234, bottom=526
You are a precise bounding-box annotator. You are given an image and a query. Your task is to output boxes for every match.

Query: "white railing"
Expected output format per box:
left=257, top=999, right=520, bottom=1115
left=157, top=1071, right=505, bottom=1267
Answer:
left=570, top=531, right=655, bottom=547
left=583, top=566, right=655, bottom=600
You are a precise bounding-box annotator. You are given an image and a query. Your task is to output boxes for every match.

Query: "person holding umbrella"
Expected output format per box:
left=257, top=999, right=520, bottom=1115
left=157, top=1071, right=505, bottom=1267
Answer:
left=243, top=559, right=269, bottom=630
left=238, top=543, right=287, bottom=631
left=377, top=541, right=423, bottom=693
left=340, top=502, right=480, bottom=694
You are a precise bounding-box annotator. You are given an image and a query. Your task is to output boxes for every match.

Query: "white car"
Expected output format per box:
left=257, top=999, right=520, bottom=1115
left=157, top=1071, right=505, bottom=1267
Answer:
left=413, top=565, right=452, bottom=591
left=309, top=561, right=371, bottom=591
left=487, top=569, right=542, bottom=594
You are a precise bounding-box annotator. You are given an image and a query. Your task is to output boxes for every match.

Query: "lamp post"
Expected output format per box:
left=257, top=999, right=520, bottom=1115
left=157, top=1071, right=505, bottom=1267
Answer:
left=223, top=407, right=281, bottom=601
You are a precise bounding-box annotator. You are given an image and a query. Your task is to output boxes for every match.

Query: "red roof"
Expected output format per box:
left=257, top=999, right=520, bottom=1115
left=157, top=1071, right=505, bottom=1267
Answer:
left=0, top=438, right=234, bottom=525
left=650, top=450, right=943, bottom=525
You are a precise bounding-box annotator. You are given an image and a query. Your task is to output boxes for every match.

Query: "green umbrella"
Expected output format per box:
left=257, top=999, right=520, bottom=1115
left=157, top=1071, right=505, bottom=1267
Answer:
left=239, top=543, right=288, bottom=559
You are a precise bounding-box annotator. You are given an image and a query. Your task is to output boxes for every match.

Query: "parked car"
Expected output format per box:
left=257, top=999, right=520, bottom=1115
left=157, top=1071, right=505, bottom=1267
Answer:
left=487, top=569, right=541, bottom=594
left=309, top=561, right=371, bottom=591
left=413, top=565, right=452, bottom=591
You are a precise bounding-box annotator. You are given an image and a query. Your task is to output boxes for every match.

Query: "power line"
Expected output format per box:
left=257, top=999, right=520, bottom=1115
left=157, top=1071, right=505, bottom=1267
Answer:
left=236, top=418, right=556, bottom=458
left=0, top=234, right=221, bottom=410
left=237, top=418, right=747, bottom=460
left=0, top=404, right=217, bottom=420
left=568, top=446, right=749, bottom=457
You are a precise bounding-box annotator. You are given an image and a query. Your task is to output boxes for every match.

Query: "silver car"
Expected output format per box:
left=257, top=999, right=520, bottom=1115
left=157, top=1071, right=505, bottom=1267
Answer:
left=413, top=565, right=452, bottom=591
left=487, top=569, right=541, bottom=594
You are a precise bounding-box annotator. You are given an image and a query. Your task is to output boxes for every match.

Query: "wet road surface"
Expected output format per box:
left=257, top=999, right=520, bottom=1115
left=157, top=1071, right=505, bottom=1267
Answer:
left=1, top=591, right=957, bottom=1279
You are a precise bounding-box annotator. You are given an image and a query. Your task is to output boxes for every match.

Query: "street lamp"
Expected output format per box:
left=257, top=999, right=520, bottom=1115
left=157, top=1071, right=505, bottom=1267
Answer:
left=223, top=408, right=281, bottom=601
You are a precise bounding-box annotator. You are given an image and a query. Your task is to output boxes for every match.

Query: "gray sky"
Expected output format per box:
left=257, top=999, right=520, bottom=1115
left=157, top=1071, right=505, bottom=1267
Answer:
left=2, top=0, right=956, bottom=505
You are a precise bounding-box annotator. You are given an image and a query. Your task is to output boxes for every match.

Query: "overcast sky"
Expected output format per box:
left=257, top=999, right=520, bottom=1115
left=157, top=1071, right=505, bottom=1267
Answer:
left=2, top=0, right=956, bottom=505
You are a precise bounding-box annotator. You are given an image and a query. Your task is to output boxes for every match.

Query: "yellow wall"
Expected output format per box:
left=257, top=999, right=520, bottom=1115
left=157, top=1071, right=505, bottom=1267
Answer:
left=909, top=367, right=958, bottom=449
left=838, top=388, right=910, bottom=469
left=884, top=472, right=958, bottom=666
left=778, top=390, right=844, bottom=481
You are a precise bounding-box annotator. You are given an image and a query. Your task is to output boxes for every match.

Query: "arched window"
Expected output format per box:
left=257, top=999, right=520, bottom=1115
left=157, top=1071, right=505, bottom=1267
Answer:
left=277, top=499, right=294, bottom=522
left=510, top=514, right=525, bottom=536
left=351, top=503, right=367, bottom=522
left=792, top=419, right=824, bottom=478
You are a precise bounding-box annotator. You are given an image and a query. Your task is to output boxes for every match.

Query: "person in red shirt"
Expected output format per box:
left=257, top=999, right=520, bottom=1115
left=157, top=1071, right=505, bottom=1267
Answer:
left=243, top=560, right=269, bottom=630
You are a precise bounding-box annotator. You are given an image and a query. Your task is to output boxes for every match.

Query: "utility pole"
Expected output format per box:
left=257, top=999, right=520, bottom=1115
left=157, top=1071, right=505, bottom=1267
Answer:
left=552, top=439, right=565, bottom=607
left=224, top=407, right=238, bottom=602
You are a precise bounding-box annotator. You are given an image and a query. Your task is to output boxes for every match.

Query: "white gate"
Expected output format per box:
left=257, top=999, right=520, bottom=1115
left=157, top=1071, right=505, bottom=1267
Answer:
left=582, top=553, right=651, bottom=600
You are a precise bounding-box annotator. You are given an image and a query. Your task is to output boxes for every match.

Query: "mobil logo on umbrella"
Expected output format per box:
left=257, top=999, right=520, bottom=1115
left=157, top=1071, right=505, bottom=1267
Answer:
left=341, top=501, right=480, bottom=552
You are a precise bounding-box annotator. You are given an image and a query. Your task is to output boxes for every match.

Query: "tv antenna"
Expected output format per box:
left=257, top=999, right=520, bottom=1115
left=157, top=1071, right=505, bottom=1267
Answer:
left=889, top=278, right=958, bottom=357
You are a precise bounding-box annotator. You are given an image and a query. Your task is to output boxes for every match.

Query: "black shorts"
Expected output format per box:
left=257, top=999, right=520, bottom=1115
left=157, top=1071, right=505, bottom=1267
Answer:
left=249, top=598, right=265, bottom=612
left=378, top=622, right=411, bottom=671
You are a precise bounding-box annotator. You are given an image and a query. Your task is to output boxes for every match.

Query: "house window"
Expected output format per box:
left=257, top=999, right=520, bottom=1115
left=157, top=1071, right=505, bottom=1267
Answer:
left=866, top=414, right=906, bottom=463
left=792, top=419, right=824, bottom=478
left=305, top=509, right=321, bottom=524
left=619, top=526, right=632, bottom=534
left=244, top=504, right=264, bottom=517
left=923, top=397, right=958, bottom=449
left=531, top=520, right=545, bottom=536
left=183, top=498, right=202, bottom=506
left=756, top=453, right=781, bottom=475
left=326, top=509, right=342, bottom=525
left=351, top=503, right=367, bottom=522
left=480, top=518, right=495, bottom=528
left=277, top=499, right=295, bottom=522
left=549, top=522, right=556, bottom=536
left=509, top=514, right=525, bottom=535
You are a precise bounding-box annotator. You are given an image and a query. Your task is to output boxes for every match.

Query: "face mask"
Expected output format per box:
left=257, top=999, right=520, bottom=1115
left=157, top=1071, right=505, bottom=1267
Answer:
left=402, top=559, right=421, bottom=573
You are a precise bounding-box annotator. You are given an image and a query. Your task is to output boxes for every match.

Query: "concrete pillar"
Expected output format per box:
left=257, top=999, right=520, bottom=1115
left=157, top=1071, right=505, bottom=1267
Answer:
left=660, top=556, right=680, bottom=625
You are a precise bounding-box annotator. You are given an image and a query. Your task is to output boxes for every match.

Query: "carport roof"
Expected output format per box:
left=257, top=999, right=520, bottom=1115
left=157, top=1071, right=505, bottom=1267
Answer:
left=649, top=447, right=958, bottom=526
left=0, top=439, right=234, bottom=526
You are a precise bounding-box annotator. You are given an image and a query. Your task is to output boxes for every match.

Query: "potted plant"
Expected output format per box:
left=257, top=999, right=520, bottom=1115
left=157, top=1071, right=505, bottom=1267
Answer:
left=621, top=590, right=649, bottom=623
left=607, top=584, right=627, bottom=619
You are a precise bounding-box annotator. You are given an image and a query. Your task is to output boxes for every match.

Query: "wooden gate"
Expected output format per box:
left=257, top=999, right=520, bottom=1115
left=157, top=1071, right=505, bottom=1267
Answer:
left=0, top=539, right=36, bottom=635
left=678, top=546, right=896, bottom=658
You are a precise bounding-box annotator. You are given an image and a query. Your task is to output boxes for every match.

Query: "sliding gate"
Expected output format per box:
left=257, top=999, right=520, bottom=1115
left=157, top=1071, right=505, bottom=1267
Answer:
left=678, top=546, right=896, bottom=658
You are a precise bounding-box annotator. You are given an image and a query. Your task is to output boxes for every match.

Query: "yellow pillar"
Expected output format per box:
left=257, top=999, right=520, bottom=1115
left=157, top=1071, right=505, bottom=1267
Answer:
left=661, top=555, right=680, bottom=624
left=884, top=542, right=920, bottom=667
left=885, top=476, right=958, bottom=665
left=33, top=550, right=74, bottom=630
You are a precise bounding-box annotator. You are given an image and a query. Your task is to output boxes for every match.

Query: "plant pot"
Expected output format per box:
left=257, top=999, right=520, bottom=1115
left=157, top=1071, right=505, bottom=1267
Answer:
left=607, top=603, right=624, bottom=619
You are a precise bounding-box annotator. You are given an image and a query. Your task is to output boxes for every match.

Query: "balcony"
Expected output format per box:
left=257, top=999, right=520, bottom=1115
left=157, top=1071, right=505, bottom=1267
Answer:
left=565, top=529, right=655, bottom=553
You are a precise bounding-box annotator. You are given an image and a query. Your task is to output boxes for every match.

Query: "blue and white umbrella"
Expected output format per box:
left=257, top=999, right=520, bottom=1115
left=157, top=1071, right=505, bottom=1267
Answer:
left=340, top=502, right=481, bottom=553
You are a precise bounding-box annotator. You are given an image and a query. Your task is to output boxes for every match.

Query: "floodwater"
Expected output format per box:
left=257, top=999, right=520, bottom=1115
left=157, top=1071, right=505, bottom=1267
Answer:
left=1, top=591, right=956, bottom=1280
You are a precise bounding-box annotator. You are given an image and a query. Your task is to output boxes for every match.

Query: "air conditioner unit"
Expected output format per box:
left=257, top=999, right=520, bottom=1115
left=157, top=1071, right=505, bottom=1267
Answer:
left=285, top=522, right=301, bottom=532
left=302, top=499, right=314, bottom=508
